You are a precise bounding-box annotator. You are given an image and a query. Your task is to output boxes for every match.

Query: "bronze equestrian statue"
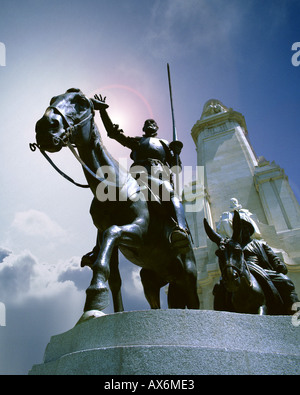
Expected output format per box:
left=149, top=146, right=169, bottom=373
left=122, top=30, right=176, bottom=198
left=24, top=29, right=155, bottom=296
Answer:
left=204, top=210, right=299, bottom=315
left=34, top=88, right=199, bottom=320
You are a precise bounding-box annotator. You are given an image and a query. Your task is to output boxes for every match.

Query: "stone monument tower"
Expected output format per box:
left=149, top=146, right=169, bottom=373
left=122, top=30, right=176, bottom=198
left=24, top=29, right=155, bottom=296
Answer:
left=184, top=99, right=300, bottom=309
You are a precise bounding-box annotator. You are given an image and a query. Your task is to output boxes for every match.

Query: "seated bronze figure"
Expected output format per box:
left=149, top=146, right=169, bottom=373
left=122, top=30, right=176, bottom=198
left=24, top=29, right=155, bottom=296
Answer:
left=204, top=210, right=299, bottom=315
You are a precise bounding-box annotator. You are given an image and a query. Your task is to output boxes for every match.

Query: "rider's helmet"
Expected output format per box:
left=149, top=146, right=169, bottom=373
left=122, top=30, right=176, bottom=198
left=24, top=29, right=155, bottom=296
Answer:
left=142, top=119, right=158, bottom=137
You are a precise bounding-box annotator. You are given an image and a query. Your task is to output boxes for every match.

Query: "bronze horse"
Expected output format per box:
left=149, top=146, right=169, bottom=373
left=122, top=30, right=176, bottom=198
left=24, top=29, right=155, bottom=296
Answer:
left=34, top=88, right=199, bottom=319
left=204, top=211, right=285, bottom=315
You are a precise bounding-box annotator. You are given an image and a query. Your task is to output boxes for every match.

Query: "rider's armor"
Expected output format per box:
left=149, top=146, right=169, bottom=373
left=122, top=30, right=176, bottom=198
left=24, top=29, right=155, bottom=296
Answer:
left=105, top=121, right=189, bottom=252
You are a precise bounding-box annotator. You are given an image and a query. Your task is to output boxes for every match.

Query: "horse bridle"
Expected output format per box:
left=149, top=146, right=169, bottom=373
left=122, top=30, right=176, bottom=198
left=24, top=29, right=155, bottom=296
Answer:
left=48, top=105, right=94, bottom=144
left=219, top=239, right=252, bottom=287
left=30, top=102, right=109, bottom=188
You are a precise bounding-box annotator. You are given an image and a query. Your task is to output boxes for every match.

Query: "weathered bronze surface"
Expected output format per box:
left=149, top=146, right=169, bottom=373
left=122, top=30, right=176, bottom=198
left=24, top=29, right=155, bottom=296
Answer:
left=34, top=88, right=199, bottom=315
left=204, top=210, right=299, bottom=315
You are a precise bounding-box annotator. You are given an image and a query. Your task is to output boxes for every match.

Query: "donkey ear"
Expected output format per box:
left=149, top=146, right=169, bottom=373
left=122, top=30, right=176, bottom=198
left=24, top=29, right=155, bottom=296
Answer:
left=232, top=210, right=242, bottom=243
left=203, top=218, right=222, bottom=245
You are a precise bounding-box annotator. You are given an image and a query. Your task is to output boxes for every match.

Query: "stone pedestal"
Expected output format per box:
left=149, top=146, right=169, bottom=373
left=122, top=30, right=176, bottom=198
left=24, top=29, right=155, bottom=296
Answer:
left=29, top=310, right=300, bottom=375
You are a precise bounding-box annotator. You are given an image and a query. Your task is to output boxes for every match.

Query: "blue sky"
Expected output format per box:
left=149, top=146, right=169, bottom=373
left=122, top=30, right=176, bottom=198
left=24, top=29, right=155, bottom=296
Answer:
left=0, top=0, right=299, bottom=374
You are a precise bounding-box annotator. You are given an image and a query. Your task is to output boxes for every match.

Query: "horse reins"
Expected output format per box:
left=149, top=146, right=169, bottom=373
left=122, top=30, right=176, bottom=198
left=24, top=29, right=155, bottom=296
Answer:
left=29, top=142, right=90, bottom=188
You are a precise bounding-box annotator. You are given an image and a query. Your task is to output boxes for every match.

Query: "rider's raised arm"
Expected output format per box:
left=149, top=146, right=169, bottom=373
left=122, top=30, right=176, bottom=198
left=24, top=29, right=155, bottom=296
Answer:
left=105, top=123, right=138, bottom=150
left=92, top=94, right=138, bottom=150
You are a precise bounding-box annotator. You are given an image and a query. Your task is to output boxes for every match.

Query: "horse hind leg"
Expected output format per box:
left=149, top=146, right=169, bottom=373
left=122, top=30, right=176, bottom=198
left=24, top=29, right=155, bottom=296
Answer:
left=167, top=257, right=199, bottom=309
left=168, top=282, right=187, bottom=309
left=180, top=251, right=200, bottom=309
left=140, top=268, right=166, bottom=309
left=108, top=247, right=124, bottom=312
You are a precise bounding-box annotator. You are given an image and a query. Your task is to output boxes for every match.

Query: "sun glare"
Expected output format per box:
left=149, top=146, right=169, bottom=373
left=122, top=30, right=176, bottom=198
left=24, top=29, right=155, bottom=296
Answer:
left=90, top=84, right=154, bottom=136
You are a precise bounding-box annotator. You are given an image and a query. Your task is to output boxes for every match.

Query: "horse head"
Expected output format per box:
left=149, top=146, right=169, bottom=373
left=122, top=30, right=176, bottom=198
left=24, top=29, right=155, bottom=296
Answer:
left=35, top=88, right=95, bottom=152
left=204, top=211, right=247, bottom=292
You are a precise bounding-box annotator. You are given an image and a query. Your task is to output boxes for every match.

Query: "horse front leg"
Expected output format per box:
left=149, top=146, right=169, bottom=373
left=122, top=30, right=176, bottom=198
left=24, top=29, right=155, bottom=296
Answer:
left=85, top=221, right=145, bottom=312
left=258, top=305, right=268, bottom=315
left=84, top=229, right=113, bottom=312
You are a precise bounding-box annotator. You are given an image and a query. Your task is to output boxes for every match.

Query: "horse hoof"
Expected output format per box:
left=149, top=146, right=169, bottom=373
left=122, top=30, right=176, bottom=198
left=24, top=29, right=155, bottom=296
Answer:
left=81, top=251, right=96, bottom=268
left=75, top=310, right=106, bottom=326
left=84, top=284, right=109, bottom=311
left=170, top=229, right=190, bottom=254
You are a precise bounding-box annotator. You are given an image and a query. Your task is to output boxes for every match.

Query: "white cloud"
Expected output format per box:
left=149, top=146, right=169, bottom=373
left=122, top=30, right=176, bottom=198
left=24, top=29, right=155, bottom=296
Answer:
left=11, top=209, right=67, bottom=240
left=0, top=249, right=89, bottom=304
left=0, top=246, right=152, bottom=373
left=0, top=250, right=36, bottom=301
left=122, top=266, right=144, bottom=298
left=0, top=247, right=92, bottom=374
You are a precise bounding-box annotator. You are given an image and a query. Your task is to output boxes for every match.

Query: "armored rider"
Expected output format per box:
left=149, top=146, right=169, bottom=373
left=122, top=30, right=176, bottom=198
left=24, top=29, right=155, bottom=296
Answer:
left=92, top=94, right=190, bottom=253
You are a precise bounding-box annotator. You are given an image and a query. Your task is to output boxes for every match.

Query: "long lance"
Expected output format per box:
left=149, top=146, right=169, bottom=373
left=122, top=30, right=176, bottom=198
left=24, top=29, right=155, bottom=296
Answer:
left=167, top=63, right=180, bottom=195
